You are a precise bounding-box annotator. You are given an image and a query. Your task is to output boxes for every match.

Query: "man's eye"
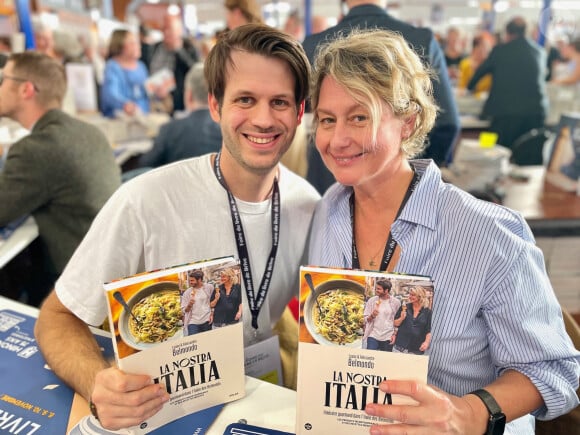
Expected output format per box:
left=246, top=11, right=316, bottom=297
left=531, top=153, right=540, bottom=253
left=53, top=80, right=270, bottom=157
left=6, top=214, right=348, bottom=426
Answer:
left=237, top=97, right=253, bottom=105
left=272, top=99, right=290, bottom=108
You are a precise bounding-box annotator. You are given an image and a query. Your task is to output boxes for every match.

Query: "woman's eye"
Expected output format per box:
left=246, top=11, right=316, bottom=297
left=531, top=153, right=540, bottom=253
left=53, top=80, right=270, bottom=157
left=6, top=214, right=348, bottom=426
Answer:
left=352, top=115, right=368, bottom=123
left=319, top=117, right=335, bottom=125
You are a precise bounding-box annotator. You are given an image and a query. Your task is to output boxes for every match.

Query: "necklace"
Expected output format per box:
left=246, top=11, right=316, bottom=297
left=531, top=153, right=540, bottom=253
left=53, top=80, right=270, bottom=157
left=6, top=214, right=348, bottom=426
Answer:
left=368, top=244, right=386, bottom=268
left=350, top=168, right=420, bottom=271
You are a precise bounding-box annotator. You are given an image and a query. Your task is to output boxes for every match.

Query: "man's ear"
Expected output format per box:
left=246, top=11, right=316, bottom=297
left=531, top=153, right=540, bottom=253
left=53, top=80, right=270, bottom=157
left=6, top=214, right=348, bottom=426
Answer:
left=297, top=101, right=305, bottom=124
left=208, top=93, right=221, bottom=122
left=22, top=81, right=37, bottom=100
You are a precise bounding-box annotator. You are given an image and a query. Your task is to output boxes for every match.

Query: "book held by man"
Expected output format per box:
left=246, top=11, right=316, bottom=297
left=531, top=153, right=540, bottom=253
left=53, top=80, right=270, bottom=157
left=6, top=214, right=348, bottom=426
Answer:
left=296, top=266, right=434, bottom=434
left=103, top=256, right=245, bottom=434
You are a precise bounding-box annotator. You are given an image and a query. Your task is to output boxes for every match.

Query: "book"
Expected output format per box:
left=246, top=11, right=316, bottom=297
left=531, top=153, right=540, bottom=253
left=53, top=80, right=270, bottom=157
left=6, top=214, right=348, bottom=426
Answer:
left=103, top=256, right=246, bottom=434
left=0, top=309, right=114, bottom=434
left=546, top=113, right=580, bottom=194
left=296, top=266, right=434, bottom=434
left=223, top=422, right=294, bottom=435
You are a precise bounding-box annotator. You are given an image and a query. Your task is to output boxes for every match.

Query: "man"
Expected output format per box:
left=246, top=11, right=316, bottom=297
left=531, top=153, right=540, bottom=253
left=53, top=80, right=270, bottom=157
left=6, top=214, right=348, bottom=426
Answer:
left=224, top=0, right=263, bottom=30
left=0, top=52, right=120, bottom=305
left=144, top=13, right=199, bottom=114
left=181, top=270, right=214, bottom=335
left=138, top=62, right=222, bottom=168
left=34, top=24, right=319, bottom=431
left=468, top=17, right=548, bottom=150
left=363, top=279, right=400, bottom=352
left=302, top=0, right=460, bottom=193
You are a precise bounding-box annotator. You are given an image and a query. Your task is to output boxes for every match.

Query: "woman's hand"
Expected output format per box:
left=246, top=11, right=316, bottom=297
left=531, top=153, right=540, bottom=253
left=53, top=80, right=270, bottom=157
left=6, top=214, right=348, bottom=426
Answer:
left=90, top=367, right=169, bottom=430
left=364, top=380, right=486, bottom=434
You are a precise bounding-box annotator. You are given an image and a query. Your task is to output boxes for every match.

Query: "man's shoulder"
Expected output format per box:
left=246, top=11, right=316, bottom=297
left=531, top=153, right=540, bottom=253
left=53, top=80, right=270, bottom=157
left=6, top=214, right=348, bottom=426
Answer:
left=279, top=165, right=321, bottom=201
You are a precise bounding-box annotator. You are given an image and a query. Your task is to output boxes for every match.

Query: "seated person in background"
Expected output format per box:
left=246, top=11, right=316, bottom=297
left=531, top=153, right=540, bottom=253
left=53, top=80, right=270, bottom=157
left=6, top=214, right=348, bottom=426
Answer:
left=550, top=36, right=580, bottom=86
left=0, top=52, right=121, bottom=305
left=308, top=28, right=579, bottom=434
left=34, top=24, right=319, bottom=430
left=457, top=32, right=493, bottom=95
left=100, top=29, right=149, bottom=118
left=443, top=26, right=466, bottom=82
left=138, top=62, right=221, bottom=168
left=32, top=21, right=57, bottom=60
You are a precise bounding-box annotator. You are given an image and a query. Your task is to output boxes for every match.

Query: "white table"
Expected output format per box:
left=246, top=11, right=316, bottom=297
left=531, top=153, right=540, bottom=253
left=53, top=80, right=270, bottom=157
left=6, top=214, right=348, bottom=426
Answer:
left=113, top=138, right=154, bottom=166
left=0, top=296, right=297, bottom=434
left=0, top=216, right=39, bottom=269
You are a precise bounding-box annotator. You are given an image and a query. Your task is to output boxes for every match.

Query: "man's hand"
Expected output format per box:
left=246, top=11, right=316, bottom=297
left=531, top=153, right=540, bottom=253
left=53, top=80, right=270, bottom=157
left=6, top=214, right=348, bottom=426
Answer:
left=91, top=367, right=170, bottom=430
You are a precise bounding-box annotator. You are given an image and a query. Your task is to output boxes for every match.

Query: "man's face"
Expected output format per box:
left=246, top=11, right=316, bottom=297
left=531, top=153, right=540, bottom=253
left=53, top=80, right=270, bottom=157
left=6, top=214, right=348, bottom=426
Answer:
left=0, top=62, right=22, bottom=120
left=208, top=50, right=303, bottom=176
left=163, top=18, right=183, bottom=51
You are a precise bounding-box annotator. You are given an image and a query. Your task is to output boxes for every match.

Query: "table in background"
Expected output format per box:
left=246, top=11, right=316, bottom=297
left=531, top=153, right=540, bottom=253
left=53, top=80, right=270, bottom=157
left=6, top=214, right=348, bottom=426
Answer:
left=0, top=296, right=297, bottom=434
left=500, top=167, right=580, bottom=321
left=0, top=216, right=38, bottom=269
left=501, top=166, right=580, bottom=235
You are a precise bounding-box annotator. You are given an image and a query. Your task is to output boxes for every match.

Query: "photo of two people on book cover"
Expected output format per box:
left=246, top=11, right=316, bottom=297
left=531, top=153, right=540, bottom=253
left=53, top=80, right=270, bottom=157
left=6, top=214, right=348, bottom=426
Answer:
left=299, top=267, right=434, bottom=354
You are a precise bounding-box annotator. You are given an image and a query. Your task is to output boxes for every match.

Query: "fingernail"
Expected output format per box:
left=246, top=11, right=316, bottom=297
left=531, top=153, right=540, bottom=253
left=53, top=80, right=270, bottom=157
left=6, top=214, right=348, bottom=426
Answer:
left=370, top=428, right=381, bottom=435
left=365, top=404, right=376, bottom=415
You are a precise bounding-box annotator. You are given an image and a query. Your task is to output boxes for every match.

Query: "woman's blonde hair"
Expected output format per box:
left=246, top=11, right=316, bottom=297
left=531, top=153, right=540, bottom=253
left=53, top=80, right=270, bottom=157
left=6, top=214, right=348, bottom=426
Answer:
left=409, top=286, right=430, bottom=309
left=220, top=268, right=239, bottom=285
left=310, top=29, right=438, bottom=158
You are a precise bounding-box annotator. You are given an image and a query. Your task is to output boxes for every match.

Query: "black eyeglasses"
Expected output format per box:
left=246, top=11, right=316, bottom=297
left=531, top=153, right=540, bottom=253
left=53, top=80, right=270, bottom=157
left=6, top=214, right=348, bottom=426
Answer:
left=0, top=72, right=39, bottom=92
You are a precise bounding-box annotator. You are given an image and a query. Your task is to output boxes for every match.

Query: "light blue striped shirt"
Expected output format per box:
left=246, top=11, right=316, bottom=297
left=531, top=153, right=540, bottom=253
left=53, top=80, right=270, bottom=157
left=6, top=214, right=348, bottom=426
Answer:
left=309, top=160, right=580, bottom=433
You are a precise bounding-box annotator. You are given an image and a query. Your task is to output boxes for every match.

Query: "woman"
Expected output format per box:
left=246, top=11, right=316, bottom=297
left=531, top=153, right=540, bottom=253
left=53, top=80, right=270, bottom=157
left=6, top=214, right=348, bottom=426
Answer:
left=551, top=37, right=580, bottom=87
left=392, top=286, right=431, bottom=354
left=363, top=279, right=400, bottom=351
left=457, top=33, right=493, bottom=95
left=308, top=29, right=579, bottom=433
left=211, top=268, right=242, bottom=328
left=100, top=29, right=149, bottom=118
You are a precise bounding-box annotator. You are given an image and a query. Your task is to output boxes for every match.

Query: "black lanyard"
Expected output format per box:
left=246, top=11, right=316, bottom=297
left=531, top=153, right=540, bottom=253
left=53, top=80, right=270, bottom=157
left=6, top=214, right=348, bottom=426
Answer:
left=350, top=170, right=420, bottom=271
left=213, top=152, right=280, bottom=330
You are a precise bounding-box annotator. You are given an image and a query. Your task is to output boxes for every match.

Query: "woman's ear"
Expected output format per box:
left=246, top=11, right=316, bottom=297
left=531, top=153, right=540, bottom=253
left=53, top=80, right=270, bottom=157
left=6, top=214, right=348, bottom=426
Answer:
left=402, top=114, right=417, bottom=139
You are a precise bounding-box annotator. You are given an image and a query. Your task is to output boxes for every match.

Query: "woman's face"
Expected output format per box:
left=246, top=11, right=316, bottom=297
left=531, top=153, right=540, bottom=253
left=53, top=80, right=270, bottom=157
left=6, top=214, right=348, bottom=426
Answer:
left=315, top=76, right=409, bottom=189
left=221, top=273, right=231, bottom=284
left=121, top=33, right=140, bottom=59
left=408, top=292, right=418, bottom=303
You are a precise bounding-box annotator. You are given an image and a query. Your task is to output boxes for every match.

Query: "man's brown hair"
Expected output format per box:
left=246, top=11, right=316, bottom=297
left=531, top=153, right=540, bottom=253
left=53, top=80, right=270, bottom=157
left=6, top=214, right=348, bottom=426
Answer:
left=9, top=51, right=66, bottom=108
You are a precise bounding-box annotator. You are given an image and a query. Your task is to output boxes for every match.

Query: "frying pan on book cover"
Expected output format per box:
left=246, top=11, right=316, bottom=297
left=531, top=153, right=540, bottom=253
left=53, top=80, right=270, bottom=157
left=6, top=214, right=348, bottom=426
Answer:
left=118, top=281, right=183, bottom=351
left=303, top=279, right=365, bottom=348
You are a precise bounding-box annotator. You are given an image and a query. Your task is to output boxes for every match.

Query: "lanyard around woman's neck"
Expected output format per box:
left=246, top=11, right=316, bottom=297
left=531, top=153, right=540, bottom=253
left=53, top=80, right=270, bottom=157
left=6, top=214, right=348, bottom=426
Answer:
left=350, top=169, right=420, bottom=272
left=212, top=152, right=280, bottom=330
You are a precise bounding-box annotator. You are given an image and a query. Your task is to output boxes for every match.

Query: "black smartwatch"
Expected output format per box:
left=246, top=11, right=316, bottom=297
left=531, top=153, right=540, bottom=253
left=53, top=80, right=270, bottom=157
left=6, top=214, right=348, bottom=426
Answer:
left=468, top=389, right=506, bottom=435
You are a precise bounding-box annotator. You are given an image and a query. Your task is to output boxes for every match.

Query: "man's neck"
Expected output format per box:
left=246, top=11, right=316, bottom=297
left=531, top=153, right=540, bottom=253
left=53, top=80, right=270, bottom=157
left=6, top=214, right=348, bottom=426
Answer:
left=15, top=106, right=51, bottom=131
left=214, top=151, right=278, bottom=203
left=347, top=0, right=385, bottom=8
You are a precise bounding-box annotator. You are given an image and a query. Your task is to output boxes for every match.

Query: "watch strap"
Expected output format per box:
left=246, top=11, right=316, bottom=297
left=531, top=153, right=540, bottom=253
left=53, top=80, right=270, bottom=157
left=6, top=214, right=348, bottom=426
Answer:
left=469, top=388, right=502, bottom=415
left=89, top=396, right=99, bottom=421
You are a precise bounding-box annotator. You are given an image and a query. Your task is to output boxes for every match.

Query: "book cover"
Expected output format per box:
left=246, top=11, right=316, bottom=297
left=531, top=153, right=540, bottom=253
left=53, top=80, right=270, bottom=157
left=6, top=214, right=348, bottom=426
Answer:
left=546, top=113, right=580, bottom=193
left=296, top=266, right=434, bottom=434
left=103, top=256, right=246, bottom=434
left=0, top=309, right=114, bottom=434
left=223, top=422, right=294, bottom=435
